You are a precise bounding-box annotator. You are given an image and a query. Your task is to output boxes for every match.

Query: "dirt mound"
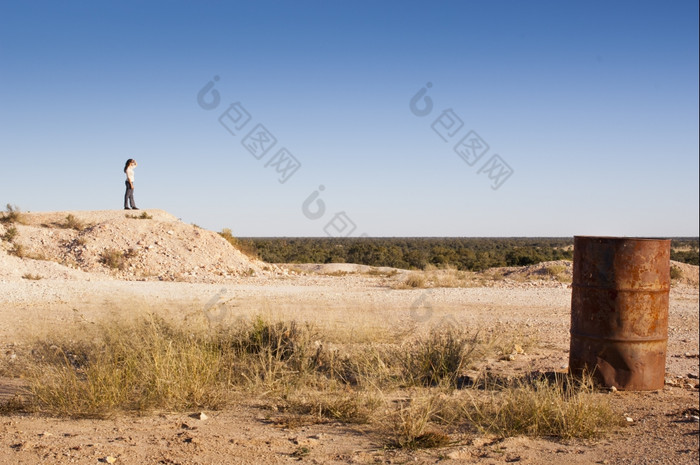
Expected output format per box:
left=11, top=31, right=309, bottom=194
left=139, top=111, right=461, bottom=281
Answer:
left=493, top=260, right=573, bottom=283
left=287, top=263, right=401, bottom=275
left=1, top=209, right=277, bottom=283
left=0, top=251, right=96, bottom=282
left=493, top=259, right=698, bottom=288
left=671, top=260, right=699, bottom=286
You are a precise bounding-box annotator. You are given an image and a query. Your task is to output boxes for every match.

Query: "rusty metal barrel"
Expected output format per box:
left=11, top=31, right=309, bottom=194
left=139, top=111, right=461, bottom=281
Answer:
left=569, top=236, right=670, bottom=390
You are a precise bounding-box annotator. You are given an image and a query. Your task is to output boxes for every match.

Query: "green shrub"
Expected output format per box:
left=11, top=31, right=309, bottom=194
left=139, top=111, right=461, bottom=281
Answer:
left=670, top=242, right=700, bottom=266
left=670, top=265, right=683, bottom=280
left=238, top=237, right=577, bottom=271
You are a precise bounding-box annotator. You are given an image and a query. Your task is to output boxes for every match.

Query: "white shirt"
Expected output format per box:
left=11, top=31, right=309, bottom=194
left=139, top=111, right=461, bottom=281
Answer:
left=126, top=166, right=135, bottom=183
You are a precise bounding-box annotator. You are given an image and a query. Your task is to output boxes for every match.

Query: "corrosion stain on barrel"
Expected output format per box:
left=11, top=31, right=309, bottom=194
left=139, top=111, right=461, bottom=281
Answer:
left=569, top=236, right=670, bottom=390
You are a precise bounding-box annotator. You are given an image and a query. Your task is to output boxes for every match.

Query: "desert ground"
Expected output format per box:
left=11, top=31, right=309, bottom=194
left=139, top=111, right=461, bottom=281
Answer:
left=0, top=210, right=697, bottom=465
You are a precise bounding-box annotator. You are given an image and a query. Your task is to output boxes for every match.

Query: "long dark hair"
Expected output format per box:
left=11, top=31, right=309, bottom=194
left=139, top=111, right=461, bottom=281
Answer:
left=124, top=159, right=135, bottom=173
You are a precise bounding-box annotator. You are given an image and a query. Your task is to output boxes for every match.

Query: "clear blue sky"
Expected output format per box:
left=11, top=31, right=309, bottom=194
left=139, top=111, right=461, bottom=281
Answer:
left=1, top=0, right=698, bottom=237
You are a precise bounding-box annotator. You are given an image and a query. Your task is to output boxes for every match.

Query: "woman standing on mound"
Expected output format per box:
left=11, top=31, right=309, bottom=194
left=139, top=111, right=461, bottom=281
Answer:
left=124, top=159, right=139, bottom=210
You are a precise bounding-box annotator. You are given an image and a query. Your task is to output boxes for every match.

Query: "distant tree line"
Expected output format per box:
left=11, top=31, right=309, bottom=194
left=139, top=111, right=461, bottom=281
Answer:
left=670, top=238, right=699, bottom=265
left=229, top=237, right=576, bottom=271
left=220, top=236, right=700, bottom=270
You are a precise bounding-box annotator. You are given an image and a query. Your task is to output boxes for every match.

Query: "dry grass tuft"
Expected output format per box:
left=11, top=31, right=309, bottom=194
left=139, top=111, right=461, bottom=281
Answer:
left=21, top=273, right=42, bottom=280
left=99, top=248, right=137, bottom=270
left=283, top=391, right=381, bottom=424
left=60, top=214, right=86, bottom=231
left=488, top=328, right=536, bottom=361
left=363, top=268, right=399, bottom=277
left=9, top=243, right=25, bottom=258
left=221, top=317, right=319, bottom=390
left=0, top=204, right=22, bottom=224
left=126, top=211, right=153, bottom=220
left=7, top=243, right=45, bottom=260
left=219, top=228, right=260, bottom=259
left=99, top=248, right=125, bottom=269
left=2, top=225, right=18, bottom=242
left=402, top=273, right=427, bottom=288
left=463, top=372, right=622, bottom=439
left=401, top=327, right=485, bottom=387
left=384, top=395, right=452, bottom=449
left=27, top=315, right=230, bottom=418
left=2, top=313, right=621, bottom=444
left=0, top=395, right=30, bottom=415
left=543, top=264, right=571, bottom=283
left=544, top=264, right=566, bottom=276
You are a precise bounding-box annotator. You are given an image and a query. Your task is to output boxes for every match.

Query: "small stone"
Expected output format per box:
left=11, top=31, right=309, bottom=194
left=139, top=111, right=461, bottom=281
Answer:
left=691, top=415, right=699, bottom=422
left=167, top=230, right=174, bottom=235
left=448, top=448, right=470, bottom=460
left=105, top=456, right=117, bottom=464
left=195, top=412, right=208, bottom=421
left=609, top=386, right=618, bottom=393
left=625, top=416, right=633, bottom=423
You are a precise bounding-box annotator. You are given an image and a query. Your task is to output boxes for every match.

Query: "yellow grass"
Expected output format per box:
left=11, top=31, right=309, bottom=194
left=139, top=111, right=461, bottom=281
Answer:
left=3, top=311, right=621, bottom=445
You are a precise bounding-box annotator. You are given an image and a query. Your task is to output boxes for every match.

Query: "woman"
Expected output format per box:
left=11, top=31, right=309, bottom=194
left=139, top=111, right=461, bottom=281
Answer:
left=123, top=159, right=139, bottom=210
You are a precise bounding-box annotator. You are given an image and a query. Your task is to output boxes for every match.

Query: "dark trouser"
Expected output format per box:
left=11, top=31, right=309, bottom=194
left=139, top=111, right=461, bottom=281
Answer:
left=124, top=181, right=136, bottom=209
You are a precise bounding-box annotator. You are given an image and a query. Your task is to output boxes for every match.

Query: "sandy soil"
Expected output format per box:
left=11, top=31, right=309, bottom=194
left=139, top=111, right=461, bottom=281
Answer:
left=0, top=210, right=697, bottom=464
